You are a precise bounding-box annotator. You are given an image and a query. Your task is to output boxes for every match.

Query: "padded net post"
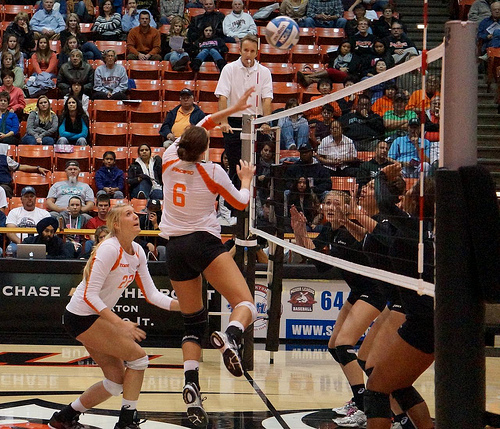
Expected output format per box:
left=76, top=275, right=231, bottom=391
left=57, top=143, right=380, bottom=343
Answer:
left=435, top=21, right=484, bottom=429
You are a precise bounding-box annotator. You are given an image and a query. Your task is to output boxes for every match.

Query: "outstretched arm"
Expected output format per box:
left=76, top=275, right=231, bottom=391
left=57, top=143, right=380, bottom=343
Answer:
left=210, top=87, right=254, bottom=125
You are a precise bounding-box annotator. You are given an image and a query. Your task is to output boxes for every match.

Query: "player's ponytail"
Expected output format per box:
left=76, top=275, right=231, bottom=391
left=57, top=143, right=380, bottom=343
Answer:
left=177, top=126, right=209, bottom=163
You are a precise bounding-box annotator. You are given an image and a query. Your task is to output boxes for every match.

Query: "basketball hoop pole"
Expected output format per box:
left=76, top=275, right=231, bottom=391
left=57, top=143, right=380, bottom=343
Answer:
left=435, top=20, right=484, bottom=429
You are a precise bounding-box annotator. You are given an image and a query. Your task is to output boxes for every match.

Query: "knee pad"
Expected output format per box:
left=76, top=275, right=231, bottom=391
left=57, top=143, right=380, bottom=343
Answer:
left=365, top=366, right=374, bottom=377
left=335, top=345, right=357, bottom=366
left=234, top=301, right=257, bottom=323
left=182, top=307, right=207, bottom=347
left=364, top=389, right=392, bottom=419
left=328, top=347, right=340, bottom=363
left=357, top=358, right=366, bottom=372
left=125, top=355, right=149, bottom=371
left=103, top=378, right=123, bottom=396
left=392, top=386, right=424, bottom=412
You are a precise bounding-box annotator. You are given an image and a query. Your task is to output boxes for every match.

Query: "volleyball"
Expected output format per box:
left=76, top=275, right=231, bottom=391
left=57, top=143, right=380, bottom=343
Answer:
left=265, top=16, right=300, bottom=50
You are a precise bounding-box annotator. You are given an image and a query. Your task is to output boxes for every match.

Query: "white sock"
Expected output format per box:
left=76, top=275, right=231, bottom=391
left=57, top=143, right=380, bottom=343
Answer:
left=184, top=360, right=199, bottom=372
left=122, top=399, right=137, bottom=410
left=228, top=320, right=244, bottom=332
left=71, top=397, right=88, bottom=413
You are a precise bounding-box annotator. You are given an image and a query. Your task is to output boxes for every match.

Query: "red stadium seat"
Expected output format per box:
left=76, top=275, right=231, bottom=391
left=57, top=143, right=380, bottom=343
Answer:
left=92, top=122, right=129, bottom=146
left=92, top=100, right=128, bottom=122
left=12, top=171, right=52, bottom=197
left=129, top=123, right=163, bottom=147
left=128, top=100, right=163, bottom=123
left=17, top=145, right=54, bottom=171
left=54, top=145, right=91, bottom=171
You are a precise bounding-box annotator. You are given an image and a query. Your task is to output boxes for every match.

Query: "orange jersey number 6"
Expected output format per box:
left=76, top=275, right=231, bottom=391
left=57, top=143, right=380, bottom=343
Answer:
left=173, top=183, right=187, bottom=207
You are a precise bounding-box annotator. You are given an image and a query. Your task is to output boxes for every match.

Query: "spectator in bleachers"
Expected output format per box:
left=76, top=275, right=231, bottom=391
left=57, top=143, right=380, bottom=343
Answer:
left=136, top=198, right=168, bottom=260
left=92, top=0, right=124, bottom=41
left=222, top=0, right=257, bottom=43
left=468, top=0, right=494, bottom=22
left=285, top=144, right=332, bottom=198
left=349, top=0, right=389, bottom=12
left=256, top=142, right=273, bottom=215
left=0, top=186, right=7, bottom=213
left=356, top=140, right=392, bottom=188
left=84, top=194, right=111, bottom=229
left=5, top=12, right=36, bottom=60
left=190, top=24, right=228, bottom=72
left=345, top=3, right=373, bottom=38
left=127, top=144, right=163, bottom=199
left=349, top=18, right=376, bottom=58
left=81, top=224, right=109, bottom=258
left=315, top=104, right=336, bottom=143
left=384, top=21, right=419, bottom=65
left=301, top=0, right=347, bottom=28
left=1, top=35, right=25, bottom=73
left=126, top=11, right=162, bottom=60
left=159, top=88, right=206, bottom=147
left=30, top=0, right=66, bottom=40
left=406, top=73, right=440, bottom=113
left=66, top=0, right=95, bottom=22
left=278, top=98, right=310, bottom=150
left=46, top=160, right=94, bottom=213
left=337, top=75, right=360, bottom=115
left=359, top=38, right=394, bottom=77
left=280, top=0, right=309, bottom=25
left=288, top=176, right=320, bottom=230
left=57, top=195, right=92, bottom=256
left=382, top=91, right=417, bottom=142
left=297, top=42, right=360, bottom=89
left=187, top=0, right=225, bottom=45
left=92, top=49, right=128, bottom=100
left=0, top=142, right=50, bottom=197
left=59, top=35, right=79, bottom=66
left=22, top=216, right=74, bottom=259
left=64, top=80, right=90, bottom=114
left=136, top=0, right=161, bottom=24
left=31, top=36, right=58, bottom=77
left=373, top=5, right=406, bottom=38
left=361, top=60, right=396, bottom=102
left=0, top=52, right=25, bottom=89
left=21, top=95, right=58, bottom=145
left=159, top=0, right=185, bottom=25
left=163, top=16, right=190, bottom=71
left=477, top=2, right=500, bottom=55
left=60, top=14, right=103, bottom=62
left=57, top=96, right=89, bottom=145
left=122, top=0, right=158, bottom=33
left=6, top=186, right=51, bottom=252
left=304, top=78, right=342, bottom=123
left=424, top=95, right=440, bottom=142
left=315, top=119, right=359, bottom=177
left=388, top=118, right=431, bottom=178
left=371, top=82, right=397, bottom=117
left=95, top=151, right=125, bottom=199
left=57, top=48, right=94, bottom=96
left=339, top=93, right=385, bottom=150
left=0, top=73, right=25, bottom=118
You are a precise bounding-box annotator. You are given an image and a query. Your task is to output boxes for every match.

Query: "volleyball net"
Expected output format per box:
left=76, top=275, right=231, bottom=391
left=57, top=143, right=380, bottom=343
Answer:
left=247, top=43, right=445, bottom=298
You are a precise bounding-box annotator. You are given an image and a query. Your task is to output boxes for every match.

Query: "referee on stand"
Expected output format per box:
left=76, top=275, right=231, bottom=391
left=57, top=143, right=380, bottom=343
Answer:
left=215, top=34, right=273, bottom=185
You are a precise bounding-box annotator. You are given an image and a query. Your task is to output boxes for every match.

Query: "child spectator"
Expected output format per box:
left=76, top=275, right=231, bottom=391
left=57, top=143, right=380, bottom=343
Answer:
left=163, top=15, right=190, bottom=71
left=21, top=95, right=58, bottom=145
left=304, top=78, right=342, bottom=123
left=64, top=80, right=90, bottom=114
left=57, top=95, right=89, bottom=146
left=0, top=70, right=26, bottom=117
left=190, top=24, right=227, bottom=72
left=95, top=150, right=125, bottom=199
left=1, top=34, right=25, bottom=72
left=31, top=36, right=58, bottom=77
left=278, top=98, right=310, bottom=150
left=0, top=90, right=20, bottom=145
left=1, top=52, right=25, bottom=89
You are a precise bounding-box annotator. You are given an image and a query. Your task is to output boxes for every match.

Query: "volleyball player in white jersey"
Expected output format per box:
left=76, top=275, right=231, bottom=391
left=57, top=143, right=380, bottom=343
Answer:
left=49, top=205, right=180, bottom=429
left=159, top=87, right=257, bottom=427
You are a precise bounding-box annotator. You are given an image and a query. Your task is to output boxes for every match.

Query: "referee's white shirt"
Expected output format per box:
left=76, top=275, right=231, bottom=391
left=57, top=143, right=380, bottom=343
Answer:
left=214, top=57, right=273, bottom=117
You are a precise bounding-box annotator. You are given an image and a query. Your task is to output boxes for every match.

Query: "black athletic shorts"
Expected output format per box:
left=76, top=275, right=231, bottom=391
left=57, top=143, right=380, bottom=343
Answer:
left=166, top=231, right=228, bottom=281
left=398, top=314, right=435, bottom=354
left=63, top=309, right=99, bottom=338
left=385, top=284, right=405, bottom=314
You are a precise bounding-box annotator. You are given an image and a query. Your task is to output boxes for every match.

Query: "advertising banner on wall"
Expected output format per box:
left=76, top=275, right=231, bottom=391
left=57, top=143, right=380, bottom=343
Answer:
left=221, top=278, right=350, bottom=340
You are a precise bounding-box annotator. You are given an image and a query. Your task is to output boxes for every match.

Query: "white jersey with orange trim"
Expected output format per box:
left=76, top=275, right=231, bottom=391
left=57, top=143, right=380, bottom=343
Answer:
left=66, top=236, right=173, bottom=316
left=159, top=115, right=250, bottom=239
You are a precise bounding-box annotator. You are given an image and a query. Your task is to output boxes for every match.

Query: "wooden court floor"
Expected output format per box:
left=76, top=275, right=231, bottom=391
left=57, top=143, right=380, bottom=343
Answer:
left=0, top=344, right=499, bottom=428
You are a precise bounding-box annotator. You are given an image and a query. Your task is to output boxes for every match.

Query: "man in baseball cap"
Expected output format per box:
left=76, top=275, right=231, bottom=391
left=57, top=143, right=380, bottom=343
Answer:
left=159, top=88, right=206, bottom=148
left=6, top=185, right=51, bottom=249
